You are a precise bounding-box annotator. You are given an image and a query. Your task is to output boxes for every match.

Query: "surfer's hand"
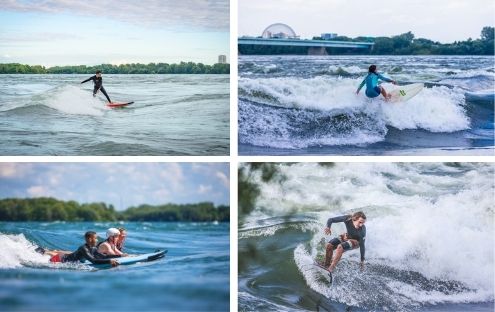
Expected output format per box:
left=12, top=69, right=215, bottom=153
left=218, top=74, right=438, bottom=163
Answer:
left=324, top=227, right=331, bottom=235
left=110, top=259, right=119, bottom=267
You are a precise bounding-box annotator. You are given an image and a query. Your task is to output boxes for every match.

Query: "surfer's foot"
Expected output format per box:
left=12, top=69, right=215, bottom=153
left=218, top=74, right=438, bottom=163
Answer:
left=35, top=247, right=46, bottom=255
left=328, top=265, right=335, bottom=273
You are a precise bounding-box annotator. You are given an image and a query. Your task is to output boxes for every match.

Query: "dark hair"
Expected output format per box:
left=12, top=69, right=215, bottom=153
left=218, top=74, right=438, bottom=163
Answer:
left=84, top=231, right=97, bottom=240
left=368, top=65, right=377, bottom=73
left=118, top=227, right=126, bottom=233
left=95, top=70, right=101, bottom=74
left=351, top=211, right=367, bottom=221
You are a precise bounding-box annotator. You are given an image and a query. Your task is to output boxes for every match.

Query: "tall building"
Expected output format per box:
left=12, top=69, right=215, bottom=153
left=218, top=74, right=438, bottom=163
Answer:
left=218, top=55, right=227, bottom=64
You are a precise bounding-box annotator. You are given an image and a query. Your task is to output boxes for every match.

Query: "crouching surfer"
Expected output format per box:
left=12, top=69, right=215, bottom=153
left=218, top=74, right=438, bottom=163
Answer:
left=320, top=211, right=367, bottom=273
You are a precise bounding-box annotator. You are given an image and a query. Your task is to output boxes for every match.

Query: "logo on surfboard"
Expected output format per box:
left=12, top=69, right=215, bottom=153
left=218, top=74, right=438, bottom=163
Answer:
left=399, top=90, right=406, bottom=96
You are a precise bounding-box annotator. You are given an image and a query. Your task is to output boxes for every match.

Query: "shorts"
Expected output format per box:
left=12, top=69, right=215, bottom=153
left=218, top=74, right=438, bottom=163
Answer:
left=328, top=237, right=358, bottom=251
left=49, top=253, right=64, bottom=263
left=365, top=86, right=381, bottom=98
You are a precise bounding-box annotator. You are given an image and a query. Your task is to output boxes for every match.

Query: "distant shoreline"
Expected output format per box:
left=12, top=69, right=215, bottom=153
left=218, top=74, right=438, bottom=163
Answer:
left=0, top=197, right=230, bottom=222
left=239, top=27, right=494, bottom=56
left=0, top=62, right=230, bottom=74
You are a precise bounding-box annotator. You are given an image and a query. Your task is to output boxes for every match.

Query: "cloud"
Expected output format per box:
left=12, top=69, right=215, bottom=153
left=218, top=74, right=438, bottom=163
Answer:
left=1, top=0, right=229, bottom=31
left=198, top=184, right=213, bottom=194
left=0, top=163, right=32, bottom=178
left=215, top=171, right=229, bottom=188
left=27, top=185, right=49, bottom=197
left=0, top=32, right=84, bottom=43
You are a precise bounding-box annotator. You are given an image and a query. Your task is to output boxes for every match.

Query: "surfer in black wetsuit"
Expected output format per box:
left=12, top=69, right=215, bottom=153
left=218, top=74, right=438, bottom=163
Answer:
left=322, top=211, right=366, bottom=272
left=81, top=70, right=112, bottom=103
left=46, top=231, right=119, bottom=267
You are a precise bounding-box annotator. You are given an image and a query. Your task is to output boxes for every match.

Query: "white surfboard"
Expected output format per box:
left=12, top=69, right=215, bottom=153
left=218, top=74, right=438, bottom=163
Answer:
left=388, top=83, right=424, bottom=102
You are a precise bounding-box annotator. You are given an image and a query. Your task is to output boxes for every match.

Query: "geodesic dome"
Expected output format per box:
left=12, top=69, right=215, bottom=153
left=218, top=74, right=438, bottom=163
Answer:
left=261, top=23, right=297, bottom=39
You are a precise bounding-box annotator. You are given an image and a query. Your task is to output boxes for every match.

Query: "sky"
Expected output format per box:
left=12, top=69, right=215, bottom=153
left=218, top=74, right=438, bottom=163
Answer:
left=0, top=0, right=229, bottom=66
left=239, top=0, right=495, bottom=43
left=0, top=163, right=229, bottom=209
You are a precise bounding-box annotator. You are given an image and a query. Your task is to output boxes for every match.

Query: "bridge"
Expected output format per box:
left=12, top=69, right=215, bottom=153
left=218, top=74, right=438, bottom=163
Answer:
left=238, top=37, right=374, bottom=49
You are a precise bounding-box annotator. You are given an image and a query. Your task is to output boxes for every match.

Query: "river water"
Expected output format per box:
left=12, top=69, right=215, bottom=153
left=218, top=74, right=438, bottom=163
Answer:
left=0, top=74, right=229, bottom=155
left=0, top=221, right=229, bottom=311
left=238, top=162, right=494, bottom=311
left=238, top=55, right=494, bottom=155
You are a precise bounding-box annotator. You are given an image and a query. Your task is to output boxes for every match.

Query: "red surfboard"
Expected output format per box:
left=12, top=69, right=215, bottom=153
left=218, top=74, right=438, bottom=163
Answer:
left=107, top=101, right=134, bottom=108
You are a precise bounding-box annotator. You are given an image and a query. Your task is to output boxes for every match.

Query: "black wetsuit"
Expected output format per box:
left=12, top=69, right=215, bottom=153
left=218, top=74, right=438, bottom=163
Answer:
left=326, top=215, right=366, bottom=261
left=61, top=244, right=117, bottom=264
left=81, top=75, right=111, bottom=102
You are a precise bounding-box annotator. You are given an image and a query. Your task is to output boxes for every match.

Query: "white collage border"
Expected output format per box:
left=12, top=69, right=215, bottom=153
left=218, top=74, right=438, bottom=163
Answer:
left=1, top=0, right=494, bottom=311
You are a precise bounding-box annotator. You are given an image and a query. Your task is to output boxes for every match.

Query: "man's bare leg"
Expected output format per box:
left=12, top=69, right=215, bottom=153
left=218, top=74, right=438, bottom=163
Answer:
left=328, top=245, right=344, bottom=272
left=324, top=244, right=334, bottom=267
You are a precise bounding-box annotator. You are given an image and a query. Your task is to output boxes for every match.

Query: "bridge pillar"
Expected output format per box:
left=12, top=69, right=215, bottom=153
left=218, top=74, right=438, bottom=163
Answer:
left=307, top=47, right=328, bottom=55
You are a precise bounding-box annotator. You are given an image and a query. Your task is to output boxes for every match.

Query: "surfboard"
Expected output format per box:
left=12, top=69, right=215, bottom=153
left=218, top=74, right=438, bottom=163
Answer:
left=82, top=249, right=167, bottom=269
left=106, top=101, right=134, bottom=108
left=388, top=83, right=424, bottom=102
left=313, top=261, right=333, bottom=284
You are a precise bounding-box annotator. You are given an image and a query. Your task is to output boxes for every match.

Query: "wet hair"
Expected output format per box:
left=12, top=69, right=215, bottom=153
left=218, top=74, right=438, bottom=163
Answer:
left=118, top=227, right=126, bottom=233
left=95, top=70, right=101, bottom=74
left=368, top=65, right=377, bottom=73
left=351, top=211, right=367, bottom=221
left=84, top=231, right=97, bottom=240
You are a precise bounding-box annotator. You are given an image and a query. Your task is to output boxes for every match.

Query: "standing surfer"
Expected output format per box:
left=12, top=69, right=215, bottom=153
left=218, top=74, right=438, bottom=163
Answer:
left=356, top=65, right=396, bottom=99
left=81, top=70, right=112, bottom=103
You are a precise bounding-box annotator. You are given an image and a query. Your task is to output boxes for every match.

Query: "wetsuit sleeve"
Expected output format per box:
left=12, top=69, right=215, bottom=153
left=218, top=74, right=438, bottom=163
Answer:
left=376, top=73, right=393, bottom=83
left=356, top=78, right=366, bottom=92
left=326, top=215, right=349, bottom=228
left=360, top=226, right=366, bottom=261
left=80, top=246, right=112, bottom=264
left=81, top=76, right=95, bottom=84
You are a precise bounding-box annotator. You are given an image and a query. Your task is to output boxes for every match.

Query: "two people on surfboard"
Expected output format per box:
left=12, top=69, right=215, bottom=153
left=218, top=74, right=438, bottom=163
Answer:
left=35, top=227, right=127, bottom=266
left=81, top=70, right=112, bottom=103
left=320, top=211, right=367, bottom=273
left=356, top=65, right=397, bottom=100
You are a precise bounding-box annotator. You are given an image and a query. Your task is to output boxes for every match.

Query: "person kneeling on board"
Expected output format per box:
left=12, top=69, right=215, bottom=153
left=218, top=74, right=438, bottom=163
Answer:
left=45, top=231, right=119, bottom=267
left=356, top=65, right=396, bottom=100
left=81, top=70, right=112, bottom=103
left=321, top=211, right=367, bottom=273
left=98, top=228, right=128, bottom=257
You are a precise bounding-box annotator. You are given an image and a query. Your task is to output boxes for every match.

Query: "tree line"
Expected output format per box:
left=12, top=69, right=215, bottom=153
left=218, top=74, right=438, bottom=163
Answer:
left=0, top=62, right=230, bottom=74
left=0, top=198, right=229, bottom=222
left=239, top=26, right=494, bottom=55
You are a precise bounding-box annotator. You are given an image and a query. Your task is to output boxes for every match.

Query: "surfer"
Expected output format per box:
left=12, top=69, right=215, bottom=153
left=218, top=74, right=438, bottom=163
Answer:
left=41, top=231, right=119, bottom=266
left=322, top=211, right=366, bottom=273
left=116, top=227, right=126, bottom=251
left=97, top=228, right=128, bottom=256
left=81, top=70, right=112, bottom=103
left=356, top=65, right=396, bottom=99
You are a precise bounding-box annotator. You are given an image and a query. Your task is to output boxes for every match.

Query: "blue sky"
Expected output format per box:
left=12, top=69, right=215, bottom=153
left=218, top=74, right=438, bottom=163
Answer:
left=0, top=163, right=229, bottom=209
left=0, top=0, right=229, bottom=66
left=240, top=0, right=494, bottom=43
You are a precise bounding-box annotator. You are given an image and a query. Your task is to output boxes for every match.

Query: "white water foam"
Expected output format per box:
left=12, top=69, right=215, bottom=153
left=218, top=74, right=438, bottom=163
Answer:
left=0, top=233, right=49, bottom=268
left=243, top=163, right=495, bottom=306
left=45, top=85, right=105, bottom=116
left=239, top=77, right=471, bottom=133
